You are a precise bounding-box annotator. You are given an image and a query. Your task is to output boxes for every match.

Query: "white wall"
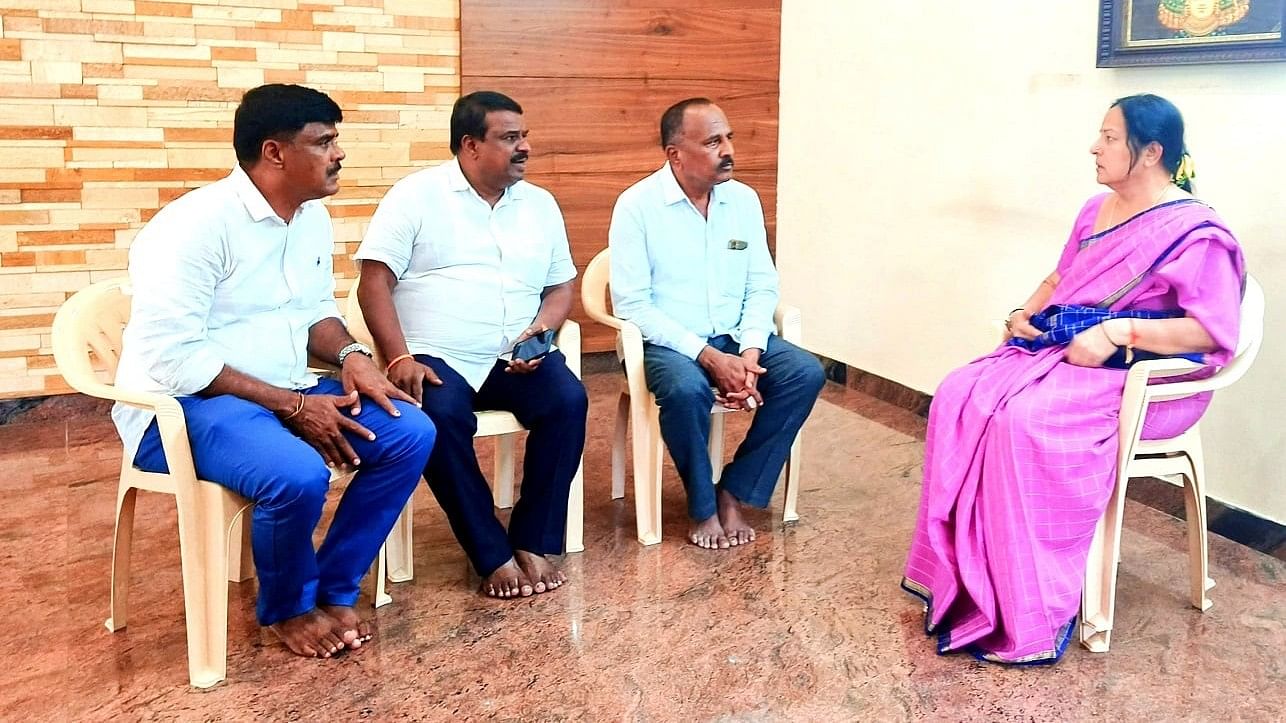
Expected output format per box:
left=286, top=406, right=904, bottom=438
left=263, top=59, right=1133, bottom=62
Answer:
left=777, top=1, right=1286, bottom=524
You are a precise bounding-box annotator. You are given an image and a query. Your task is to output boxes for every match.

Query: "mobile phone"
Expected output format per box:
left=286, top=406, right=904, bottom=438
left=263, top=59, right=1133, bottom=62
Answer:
left=513, top=328, right=555, bottom=362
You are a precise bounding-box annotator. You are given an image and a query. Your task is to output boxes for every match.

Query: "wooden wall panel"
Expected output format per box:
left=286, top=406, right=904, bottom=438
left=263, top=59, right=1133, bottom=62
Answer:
left=462, top=2, right=780, bottom=81
left=462, top=78, right=777, bottom=175
left=463, top=1, right=781, bottom=353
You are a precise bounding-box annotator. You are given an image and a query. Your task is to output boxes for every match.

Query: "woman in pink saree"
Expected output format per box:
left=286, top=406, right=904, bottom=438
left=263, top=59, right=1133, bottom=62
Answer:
left=902, top=94, right=1246, bottom=664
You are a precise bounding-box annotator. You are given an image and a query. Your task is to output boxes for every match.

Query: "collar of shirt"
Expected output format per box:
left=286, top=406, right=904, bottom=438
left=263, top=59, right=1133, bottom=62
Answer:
left=657, top=162, right=730, bottom=212
left=444, top=157, right=528, bottom=206
left=227, top=163, right=318, bottom=224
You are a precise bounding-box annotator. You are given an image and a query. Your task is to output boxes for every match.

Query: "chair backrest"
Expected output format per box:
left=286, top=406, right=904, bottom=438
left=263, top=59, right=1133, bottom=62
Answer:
left=343, top=277, right=379, bottom=362
left=51, top=277, right=133, bottom=390
left=580, top=248, right=615, bottom=326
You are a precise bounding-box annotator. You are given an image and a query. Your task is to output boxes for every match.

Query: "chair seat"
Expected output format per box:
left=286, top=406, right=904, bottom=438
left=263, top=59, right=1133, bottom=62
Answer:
left=475, top=410, right=525, bottom=437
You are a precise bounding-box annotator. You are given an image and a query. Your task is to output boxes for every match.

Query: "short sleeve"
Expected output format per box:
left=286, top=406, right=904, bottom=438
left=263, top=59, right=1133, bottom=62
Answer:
left=1153, top=234, right=1245, bottom=366
left=354, top=180, right=417, bottom=278
left=543, top=195, right=576, bottom=286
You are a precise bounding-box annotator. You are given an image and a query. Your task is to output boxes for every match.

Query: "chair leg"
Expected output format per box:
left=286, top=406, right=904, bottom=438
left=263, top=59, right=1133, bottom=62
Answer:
left=494, top=434, right=516, bottom=509
left=709, top=412, right=725, bottom=484
left=1179, top=447, right=1214, bottom=611
left=1080, top=476, right=1129, bottom=653
left=176, top=486, right=235, bottom=689
left=633, top=400, right=663, bottom=545
left=782, top=432, right=802, bottom=524
left=611, top=392, right=629, bottom=500
left=565, top=461, right=585, bottom=554
left=386, top=500, right=415, bottom=583
left=226, top=511, right=255, bottom=583
left=105, top=484, right=138, bottom=632
left=372, top=544, right=392, bottom=608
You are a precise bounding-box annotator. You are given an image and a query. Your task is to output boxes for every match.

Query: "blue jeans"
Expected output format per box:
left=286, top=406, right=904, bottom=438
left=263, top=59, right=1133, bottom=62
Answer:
left=644, top=334, right=825, bottom=521
left=133, top=377, right=435, bottom=626
left=415, top=350, right=588, bottom=577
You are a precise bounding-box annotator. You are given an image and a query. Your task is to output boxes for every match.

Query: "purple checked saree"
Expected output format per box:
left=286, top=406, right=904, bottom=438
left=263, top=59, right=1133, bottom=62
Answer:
left=902, top=194, right=1245, bottom=664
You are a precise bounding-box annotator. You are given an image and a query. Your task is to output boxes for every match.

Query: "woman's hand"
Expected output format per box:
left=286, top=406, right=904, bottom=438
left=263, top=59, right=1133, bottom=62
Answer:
left=1066, top=323, right=1119, bottom=368
left=1005, top=309, right=1041, bottom=342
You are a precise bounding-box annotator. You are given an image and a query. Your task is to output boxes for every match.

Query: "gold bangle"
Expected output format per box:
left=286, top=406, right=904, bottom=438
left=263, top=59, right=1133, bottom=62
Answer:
left=385, top=353, right=415, bottom=373
left=281, top=392, right=305, bottom=421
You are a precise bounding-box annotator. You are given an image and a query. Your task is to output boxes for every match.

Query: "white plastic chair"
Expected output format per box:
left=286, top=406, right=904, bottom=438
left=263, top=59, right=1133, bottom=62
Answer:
left=344, top=278, right=585, bottom=592
left=1080, top=274, right=1265, bottom=652
left=51, top=278, right=381, bottom=688
left=579, top=248, right=803, bottom=545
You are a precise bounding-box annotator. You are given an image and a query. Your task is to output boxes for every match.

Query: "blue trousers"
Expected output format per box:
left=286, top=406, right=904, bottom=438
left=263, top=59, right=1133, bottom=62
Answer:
left=134, top=377, right=435, bottom=626
left=644, top=334, right=825, bottom=521
left=414, top=351, right=587, bottom=577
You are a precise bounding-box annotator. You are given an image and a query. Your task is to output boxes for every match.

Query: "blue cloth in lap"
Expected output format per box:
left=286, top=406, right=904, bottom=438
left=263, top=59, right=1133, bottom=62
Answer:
left=1007, top=304, right=1204, bottom=369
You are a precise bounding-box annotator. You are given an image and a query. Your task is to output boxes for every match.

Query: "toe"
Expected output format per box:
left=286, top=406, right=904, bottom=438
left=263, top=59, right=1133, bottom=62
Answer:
left=533, top=580, right=547, bottom=593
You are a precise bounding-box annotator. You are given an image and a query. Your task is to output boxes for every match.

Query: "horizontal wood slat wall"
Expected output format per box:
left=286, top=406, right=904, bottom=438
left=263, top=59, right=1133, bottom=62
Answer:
left=461, top=0, right=781, bottom=353
left=0, top=0, right=460, bottom=399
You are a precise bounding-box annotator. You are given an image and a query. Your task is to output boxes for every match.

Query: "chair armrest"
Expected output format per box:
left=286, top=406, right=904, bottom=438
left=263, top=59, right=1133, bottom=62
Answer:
left=583, top=302, right=624, bottom=332
left=617, top=318, right=649, bottom=399
left=62, top=375, right=182, bottom=418
left=555, top=318, right=582, bottom=379
left=774, top=304, right=802, bottom=344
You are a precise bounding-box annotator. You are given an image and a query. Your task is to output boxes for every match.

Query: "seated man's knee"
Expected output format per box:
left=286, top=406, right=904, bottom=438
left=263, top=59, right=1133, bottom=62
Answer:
left=797, top=352, right=826, bottom=394
left=418, top=391, right=476, bottom=433
left=655, top=373, right=714, bottom=410
left=390, top=399, right=437, bottom=454
left=547, top=378, right=589, bottom=422
left=260, top=462, right=332, bottom=512
left=769, top=345, right=826, bottom=395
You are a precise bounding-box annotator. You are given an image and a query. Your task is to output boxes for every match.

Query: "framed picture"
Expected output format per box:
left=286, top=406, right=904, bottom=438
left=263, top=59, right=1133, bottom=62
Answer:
left=1097, top=0, right=1286, bottom=66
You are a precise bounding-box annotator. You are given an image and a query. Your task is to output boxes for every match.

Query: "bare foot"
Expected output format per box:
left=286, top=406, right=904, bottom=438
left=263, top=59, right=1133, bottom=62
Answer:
left=480, top=558, right=535, bottom=599
left=514, top=549, right=566, bottom=593
left=319, top=604, right=372, bottom=649
left=269, top=609, right=346, bottom=658
left=689, top=513, right=730, bottom=550
left=717, top=488, right=756, bottom=546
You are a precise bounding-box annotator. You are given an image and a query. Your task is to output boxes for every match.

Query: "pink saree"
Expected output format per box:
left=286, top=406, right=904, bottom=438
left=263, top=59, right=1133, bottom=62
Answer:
left=902, top=195, right=1245, bottom=664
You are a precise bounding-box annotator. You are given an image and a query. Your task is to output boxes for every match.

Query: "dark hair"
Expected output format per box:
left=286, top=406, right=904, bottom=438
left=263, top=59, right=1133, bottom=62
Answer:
left=660, top=97, right=714, bottom=147
left=1110, top=93, right=1192, bottom=192
left=450, top=91, right=523, bottom=155
left=232, top=84, right=342, bottom=164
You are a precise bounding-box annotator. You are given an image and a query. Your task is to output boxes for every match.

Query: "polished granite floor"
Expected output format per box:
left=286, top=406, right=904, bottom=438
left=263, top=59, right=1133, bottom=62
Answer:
left=0, top=370, right=1282, bottom=721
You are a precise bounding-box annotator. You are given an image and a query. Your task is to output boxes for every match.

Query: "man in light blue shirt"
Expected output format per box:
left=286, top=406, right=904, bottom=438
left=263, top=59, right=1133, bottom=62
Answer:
left=609, top=98, right=825, bottom=550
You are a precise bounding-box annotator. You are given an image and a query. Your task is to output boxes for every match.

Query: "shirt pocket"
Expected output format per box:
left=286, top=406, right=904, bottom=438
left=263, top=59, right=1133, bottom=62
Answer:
left=717, top=242, right=750, bottom=300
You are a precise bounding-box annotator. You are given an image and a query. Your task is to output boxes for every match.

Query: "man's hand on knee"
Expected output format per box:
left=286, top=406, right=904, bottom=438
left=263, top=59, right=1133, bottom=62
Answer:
left=284, top=392, right=375, bottom=469
left=341, top=353, right=420, bottom=415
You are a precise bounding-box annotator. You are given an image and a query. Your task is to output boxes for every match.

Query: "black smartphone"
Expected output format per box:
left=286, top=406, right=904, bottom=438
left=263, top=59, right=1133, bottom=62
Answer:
left=512, top=328, right=555, bottom=362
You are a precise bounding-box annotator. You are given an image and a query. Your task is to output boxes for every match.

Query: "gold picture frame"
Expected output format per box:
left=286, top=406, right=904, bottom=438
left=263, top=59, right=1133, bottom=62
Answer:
left=1098, top=0, right=1285, bottom=66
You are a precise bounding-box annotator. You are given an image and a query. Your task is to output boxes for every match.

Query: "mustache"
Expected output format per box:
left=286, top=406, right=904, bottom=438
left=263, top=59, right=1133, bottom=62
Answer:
left=510, top=152, right=529, bottom=164
left=327, top=163, right=342, bottom=175
left=718, top=156, right=734, bottom=170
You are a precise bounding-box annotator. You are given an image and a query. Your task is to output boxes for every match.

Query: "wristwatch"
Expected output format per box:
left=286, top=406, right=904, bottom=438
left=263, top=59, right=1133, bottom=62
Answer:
left=336, top=341, right=373, bottom=367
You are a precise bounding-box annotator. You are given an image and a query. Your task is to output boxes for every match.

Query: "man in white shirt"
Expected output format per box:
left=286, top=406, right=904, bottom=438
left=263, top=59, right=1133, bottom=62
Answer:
left=114, top=84, right=435, bottom=658
left=355, top=91, right=586, bottom=599
left=609, top=98, right=825, bottom=550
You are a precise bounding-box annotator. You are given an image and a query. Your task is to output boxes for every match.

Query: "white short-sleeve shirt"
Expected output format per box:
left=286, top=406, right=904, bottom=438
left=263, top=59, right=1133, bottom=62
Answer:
left=354, top=159, right=576, bottom=389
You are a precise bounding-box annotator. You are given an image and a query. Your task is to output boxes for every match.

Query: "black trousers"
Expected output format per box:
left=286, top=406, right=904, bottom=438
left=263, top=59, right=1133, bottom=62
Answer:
left=414, top=351, right=587, bottom=576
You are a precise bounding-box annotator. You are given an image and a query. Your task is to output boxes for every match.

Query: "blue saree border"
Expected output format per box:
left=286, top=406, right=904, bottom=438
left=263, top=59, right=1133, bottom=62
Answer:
left=900, top=577, right=1076, bottom=666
